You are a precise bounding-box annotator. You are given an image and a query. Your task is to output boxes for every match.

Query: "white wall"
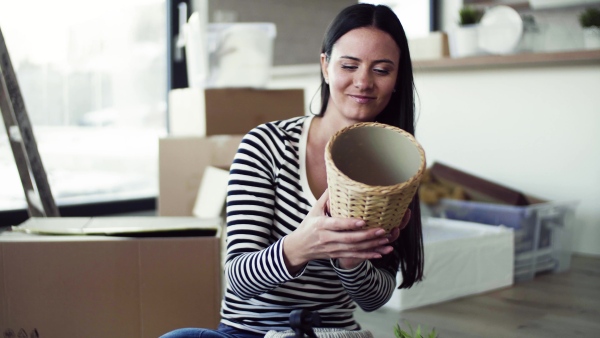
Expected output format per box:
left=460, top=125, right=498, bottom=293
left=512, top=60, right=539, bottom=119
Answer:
left=268, top=62, right=600, bottom=256
left=414, top=64, right=600, bottom=256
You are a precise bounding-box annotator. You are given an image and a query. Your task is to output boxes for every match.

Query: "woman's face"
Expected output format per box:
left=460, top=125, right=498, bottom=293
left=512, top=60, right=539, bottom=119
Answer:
left=321, top=26, right=400, bottom=123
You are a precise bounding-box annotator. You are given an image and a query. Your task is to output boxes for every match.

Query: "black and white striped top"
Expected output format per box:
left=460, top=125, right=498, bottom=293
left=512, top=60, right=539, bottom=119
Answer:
left=220, top=115, right=397, bottom=334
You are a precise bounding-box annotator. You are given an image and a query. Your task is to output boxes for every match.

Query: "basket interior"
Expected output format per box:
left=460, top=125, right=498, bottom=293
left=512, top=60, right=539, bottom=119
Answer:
left=330, top=126, right=422, bottom=186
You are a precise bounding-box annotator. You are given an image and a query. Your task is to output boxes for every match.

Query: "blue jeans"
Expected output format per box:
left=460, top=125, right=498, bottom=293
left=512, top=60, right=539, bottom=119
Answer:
left=160, top=323, right=266, bottom=338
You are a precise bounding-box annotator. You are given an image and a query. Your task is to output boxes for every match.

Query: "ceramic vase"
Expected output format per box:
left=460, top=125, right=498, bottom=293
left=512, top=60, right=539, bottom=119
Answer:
left=583, top=27, right=600, bottom=50
left=449, top=24, right=481, bottom=58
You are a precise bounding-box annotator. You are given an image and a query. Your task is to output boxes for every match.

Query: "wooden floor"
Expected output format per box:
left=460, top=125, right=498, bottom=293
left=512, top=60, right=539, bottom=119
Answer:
left=355, top=254, right=600, bottom=338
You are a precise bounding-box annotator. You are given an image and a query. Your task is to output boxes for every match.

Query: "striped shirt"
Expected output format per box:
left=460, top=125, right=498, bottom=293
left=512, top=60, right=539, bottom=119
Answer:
left=220, top=115, right=397, bottom=334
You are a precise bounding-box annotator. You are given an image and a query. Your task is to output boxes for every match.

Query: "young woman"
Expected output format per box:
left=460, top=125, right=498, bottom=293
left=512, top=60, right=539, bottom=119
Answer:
left=161, top=3, right=423, bottom=337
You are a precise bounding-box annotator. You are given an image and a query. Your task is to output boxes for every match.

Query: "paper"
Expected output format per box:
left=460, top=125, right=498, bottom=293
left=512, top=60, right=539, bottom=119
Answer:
left=193, top=166, right=230, bottom=218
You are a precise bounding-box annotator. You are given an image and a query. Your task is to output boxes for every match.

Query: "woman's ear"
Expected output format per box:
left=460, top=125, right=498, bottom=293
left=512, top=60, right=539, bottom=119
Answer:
left=320, top=53, right=329, bottom=84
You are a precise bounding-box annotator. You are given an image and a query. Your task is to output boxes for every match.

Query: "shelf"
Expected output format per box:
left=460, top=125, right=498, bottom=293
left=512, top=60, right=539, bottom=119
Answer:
left=270, top=50, right=600, bottom=76
left=412, top=49, right=600, bottom=71
left=464, top=0, right=531, bottom=10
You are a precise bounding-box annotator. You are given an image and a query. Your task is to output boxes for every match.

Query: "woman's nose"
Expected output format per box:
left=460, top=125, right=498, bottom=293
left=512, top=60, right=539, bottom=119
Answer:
left=354, top=68, right=374, bottom=90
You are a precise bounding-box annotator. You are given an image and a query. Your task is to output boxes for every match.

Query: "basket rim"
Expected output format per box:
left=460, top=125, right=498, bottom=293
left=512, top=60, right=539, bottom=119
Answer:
left=324, top=122, right=426, bottom=195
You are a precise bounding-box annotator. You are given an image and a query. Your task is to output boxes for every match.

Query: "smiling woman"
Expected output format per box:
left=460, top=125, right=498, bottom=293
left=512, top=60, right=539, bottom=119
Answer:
left=0, top=0, right=166, bottom=217
left=160, top=3, right=423, bottom=337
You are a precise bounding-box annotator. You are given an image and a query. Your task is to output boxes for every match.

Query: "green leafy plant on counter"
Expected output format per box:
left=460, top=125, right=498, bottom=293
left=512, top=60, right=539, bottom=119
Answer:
left=579, top=7, right=600, bottom=28
left=458, top=6, right=483, bottom=26
left=394, top=321, right=438, bottom=338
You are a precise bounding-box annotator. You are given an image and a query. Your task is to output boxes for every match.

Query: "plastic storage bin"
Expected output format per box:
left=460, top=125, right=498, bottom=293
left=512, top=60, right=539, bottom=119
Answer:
left=432, top=199, right=578, bottom=282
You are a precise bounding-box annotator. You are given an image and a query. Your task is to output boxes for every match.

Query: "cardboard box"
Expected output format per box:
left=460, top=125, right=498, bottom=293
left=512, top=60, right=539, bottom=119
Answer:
left=158, top=135, right=243, bottom=216
left=168, top=88, right=305, bottom=136
left=419, top=162, right=546, bottom=206
left=191, top=165, right=232, bottom=292
left=384, top=217, right=514, bottom=311
left=1, top=217, right=223, bottom=338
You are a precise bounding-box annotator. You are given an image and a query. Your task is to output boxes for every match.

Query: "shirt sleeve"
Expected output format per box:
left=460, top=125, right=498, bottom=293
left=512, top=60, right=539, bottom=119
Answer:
left=224, top=126, right=300, bottom=300
left=331, top=259, right=397, bottom=312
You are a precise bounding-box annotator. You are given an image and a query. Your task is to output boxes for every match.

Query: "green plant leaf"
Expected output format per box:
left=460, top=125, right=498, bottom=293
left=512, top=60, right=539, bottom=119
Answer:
left=394, top=323, right=402, bottom=338
left=395, top=320, right=439, bottom=338
left=459, top=5, right=483, bottom=25
left=415, top=325, right=422, bottom=337
left=579, top=7, right=600, bottom=28
left=407, top=321, right=415, bottom=335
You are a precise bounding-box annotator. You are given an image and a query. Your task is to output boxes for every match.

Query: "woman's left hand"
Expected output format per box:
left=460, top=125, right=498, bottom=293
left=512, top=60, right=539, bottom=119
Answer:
left=337, top=209, right=411, bottom=269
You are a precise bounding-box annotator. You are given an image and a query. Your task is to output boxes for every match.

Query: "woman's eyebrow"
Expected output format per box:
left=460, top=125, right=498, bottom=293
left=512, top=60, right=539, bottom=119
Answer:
left=340, top=55, right=395, bottom=65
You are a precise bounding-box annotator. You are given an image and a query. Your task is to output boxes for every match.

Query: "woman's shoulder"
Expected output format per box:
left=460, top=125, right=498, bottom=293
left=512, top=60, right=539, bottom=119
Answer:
left=247, top=115, right=309, bottom=141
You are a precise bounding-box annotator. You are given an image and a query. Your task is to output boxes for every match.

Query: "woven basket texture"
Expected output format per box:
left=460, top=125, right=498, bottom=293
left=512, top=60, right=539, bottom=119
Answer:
left=264, top=328, right=374, bottom=338
left=325, top=122, right=426, bottom=232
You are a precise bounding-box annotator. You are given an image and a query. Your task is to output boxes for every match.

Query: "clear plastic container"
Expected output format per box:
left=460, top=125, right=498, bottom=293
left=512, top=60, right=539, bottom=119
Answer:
left=206, top=23, right=277, bottom=88
left=432, top=199, right=578, bottom=282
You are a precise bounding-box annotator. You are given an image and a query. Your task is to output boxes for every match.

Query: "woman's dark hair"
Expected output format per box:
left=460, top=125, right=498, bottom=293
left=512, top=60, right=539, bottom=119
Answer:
left=319, top=3, right=423, bottom=289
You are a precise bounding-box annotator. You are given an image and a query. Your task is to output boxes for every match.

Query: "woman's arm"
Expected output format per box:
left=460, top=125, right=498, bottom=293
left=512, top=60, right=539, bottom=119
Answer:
left=331, top=212, right=409, bottom=311
left=332, top=258, right=397, bottom=311
left=224, top=127, right=295, bottom=300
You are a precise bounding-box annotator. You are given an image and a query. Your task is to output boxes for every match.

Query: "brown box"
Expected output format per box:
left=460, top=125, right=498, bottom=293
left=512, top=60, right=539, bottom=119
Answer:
left=420, top=162, right=545, bottom=206
left=0, top=217, right=222, bottom=338
left=158, top=135, right=243, bottom=216
left=168, top=88, right=305, bottom=136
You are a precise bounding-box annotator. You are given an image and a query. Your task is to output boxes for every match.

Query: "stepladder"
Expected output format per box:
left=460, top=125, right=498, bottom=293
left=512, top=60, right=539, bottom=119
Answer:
left=0, top=26, right=60, bottom=218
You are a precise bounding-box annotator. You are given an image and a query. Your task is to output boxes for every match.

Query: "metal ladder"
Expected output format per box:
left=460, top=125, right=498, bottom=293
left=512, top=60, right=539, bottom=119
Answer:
left=0, top=26, right=59, bottom=218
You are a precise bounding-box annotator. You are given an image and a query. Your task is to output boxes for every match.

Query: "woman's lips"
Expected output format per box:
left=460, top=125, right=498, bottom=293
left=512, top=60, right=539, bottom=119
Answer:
left=349, top=95, right=375, bottom=104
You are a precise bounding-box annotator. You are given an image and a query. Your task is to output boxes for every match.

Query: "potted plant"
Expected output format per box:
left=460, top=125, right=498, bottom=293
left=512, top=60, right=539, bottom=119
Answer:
left=449, top=6, right=484, bottom=58
left=579, top=7, right=600, bottom=49
left=459, top=6, right=484, bottom=26
left=394, top=321, right=438, bottom=338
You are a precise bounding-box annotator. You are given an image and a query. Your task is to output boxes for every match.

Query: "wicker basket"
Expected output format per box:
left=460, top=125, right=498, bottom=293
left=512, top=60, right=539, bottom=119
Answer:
left=325, top=122, right=426, bottom=232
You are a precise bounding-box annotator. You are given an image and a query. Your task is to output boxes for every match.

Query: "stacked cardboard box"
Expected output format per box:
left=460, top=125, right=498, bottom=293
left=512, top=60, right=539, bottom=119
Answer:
left=1, top=88, right=306, bottom=338
left=159, top=87, right=306, bottom=306
left=160, top=87, right=305, bottom=216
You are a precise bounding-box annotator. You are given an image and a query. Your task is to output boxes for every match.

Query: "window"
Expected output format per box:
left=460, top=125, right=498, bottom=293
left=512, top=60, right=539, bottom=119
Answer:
left=0, top=0, right=166, bottom=215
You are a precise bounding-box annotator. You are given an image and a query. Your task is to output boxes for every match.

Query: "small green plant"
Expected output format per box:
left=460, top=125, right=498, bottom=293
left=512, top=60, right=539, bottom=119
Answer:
left=458, top=6, right=483, bottom=26
left=579, top=7, right=600, bottom=28
left=394, top=321, right=438, bottom=338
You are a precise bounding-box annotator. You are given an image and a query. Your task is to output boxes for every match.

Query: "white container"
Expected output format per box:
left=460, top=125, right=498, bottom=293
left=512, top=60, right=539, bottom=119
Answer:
left=207, top=23, right=277, bottom=88
left=384, top=217, right=514, bottom=312
left=583, top=27, right=600, bottom=50
left=448, top=24, right=481, bottom=58
left=185, top=21, right=277, bottom=89
left=434, top=199, right=578, bottom=282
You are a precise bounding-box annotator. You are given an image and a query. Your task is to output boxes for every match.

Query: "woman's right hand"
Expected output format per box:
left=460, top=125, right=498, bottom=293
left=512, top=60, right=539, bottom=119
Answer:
left=282, top=189, right=392, bottom=274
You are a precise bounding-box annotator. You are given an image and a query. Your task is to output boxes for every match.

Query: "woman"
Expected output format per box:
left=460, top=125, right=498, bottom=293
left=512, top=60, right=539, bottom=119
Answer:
left=161, top=3, right=423, bottom=337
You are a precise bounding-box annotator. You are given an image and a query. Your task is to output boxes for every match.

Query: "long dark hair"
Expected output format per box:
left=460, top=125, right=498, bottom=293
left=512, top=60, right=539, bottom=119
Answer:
left=319, top=3, right=423, bottom=289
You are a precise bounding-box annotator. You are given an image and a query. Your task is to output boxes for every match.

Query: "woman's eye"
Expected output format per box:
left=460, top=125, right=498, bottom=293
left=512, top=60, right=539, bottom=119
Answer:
left=341, top=64, right=357, bottom=70
left=374, top=68, right=391, bottom=75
